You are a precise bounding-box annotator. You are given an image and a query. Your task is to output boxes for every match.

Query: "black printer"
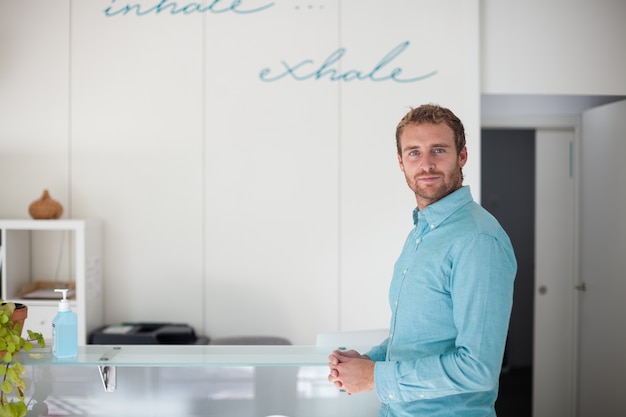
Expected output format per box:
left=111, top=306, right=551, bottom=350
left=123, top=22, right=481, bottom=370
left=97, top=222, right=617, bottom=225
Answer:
left=90, top=322, right=209, bottom=345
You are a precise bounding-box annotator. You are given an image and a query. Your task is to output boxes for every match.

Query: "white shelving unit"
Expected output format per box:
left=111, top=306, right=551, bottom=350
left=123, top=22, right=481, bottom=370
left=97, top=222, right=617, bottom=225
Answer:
left=0, top=219, right=102, bottom=344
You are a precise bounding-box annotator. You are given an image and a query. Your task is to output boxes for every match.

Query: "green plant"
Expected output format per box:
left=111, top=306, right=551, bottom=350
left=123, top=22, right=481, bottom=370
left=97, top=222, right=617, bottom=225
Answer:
left=0, top=302, right=45, bottom=417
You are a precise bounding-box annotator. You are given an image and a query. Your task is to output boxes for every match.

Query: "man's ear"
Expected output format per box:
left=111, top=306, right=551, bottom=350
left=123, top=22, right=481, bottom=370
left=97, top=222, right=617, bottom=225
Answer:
left=458, top=146, right=468, bottom=167
left=397, top=153, right=405, bottom=171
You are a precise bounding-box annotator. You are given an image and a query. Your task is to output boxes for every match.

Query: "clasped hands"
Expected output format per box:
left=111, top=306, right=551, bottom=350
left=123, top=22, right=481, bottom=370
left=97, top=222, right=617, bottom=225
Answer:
left=327, top=349, right=375, bottom=395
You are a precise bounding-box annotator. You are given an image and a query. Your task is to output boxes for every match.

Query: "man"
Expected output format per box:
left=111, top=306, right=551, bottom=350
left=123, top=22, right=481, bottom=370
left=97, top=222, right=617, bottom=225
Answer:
left=328, top=104, right=517, bottom=416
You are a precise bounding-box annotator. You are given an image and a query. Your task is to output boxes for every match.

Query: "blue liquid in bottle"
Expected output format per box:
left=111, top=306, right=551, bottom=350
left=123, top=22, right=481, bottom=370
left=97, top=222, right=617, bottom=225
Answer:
left=52, top=289, right=78, bottom=358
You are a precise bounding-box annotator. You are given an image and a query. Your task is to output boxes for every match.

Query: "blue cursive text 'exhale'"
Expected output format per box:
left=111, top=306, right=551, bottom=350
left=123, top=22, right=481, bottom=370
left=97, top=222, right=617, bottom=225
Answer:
left=259, top=41, right=438, bottom=83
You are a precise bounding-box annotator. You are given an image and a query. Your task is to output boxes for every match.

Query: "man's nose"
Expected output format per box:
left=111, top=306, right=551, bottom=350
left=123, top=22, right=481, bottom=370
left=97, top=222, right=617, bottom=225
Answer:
left=420, top=155, right=435, bottom=172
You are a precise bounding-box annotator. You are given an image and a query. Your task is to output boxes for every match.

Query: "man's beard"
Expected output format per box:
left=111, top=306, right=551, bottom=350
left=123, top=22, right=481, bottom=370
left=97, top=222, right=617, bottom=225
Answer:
left=408, top=169, right=462, bottom=207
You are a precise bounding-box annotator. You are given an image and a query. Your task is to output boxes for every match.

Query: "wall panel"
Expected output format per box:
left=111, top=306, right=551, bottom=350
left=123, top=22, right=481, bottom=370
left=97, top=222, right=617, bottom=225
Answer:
left=339, top=0, right=480, bottom=331
left=203, top=2, right=340, bottom=343
left=0, top=1, right=70, bottom=216
left=70, top=2, right=205, bottom=329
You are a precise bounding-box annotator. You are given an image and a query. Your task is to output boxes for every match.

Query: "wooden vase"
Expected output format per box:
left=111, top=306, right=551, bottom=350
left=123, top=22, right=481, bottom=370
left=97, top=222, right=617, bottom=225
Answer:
left=28, top=189, right=63, bottom=219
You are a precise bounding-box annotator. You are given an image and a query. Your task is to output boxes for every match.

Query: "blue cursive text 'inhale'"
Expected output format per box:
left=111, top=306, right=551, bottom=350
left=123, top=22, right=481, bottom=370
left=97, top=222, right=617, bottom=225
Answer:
left=104, top=0, right=274, bottom=16
left=259, top=41, right=438, bottom=83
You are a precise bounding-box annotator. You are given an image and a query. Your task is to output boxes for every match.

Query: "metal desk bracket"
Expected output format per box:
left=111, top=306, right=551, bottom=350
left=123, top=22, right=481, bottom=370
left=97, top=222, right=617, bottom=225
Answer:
left=97, top=346, right=121, bottom=392
left=98, top=365, right=117, bottom=392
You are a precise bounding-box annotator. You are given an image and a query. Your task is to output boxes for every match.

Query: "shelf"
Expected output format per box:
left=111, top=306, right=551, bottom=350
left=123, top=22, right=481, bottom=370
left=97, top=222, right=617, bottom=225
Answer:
left=0, top=219, right=103, bottom=343
left=0, top=219, right=99, bottom=231
left=20, top=344, right=335, bottom=367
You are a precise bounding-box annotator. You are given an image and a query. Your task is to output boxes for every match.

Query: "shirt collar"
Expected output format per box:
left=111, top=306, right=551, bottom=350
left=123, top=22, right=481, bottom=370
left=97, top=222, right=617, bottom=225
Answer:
left=412, top=186, right=473, bottom=227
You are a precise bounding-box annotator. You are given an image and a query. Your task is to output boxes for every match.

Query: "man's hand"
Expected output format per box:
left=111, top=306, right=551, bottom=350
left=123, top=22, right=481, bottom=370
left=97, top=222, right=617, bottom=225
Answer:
left=327, top=349, right=375, bottom=395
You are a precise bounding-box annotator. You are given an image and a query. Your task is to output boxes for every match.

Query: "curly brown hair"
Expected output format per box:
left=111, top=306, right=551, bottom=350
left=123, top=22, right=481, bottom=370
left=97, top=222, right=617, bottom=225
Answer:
left=395, top=104, right=466, bottom=156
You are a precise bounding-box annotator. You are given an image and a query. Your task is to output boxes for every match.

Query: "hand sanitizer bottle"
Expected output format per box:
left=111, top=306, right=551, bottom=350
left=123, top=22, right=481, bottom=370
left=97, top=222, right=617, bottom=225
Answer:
left=52, top=289, right=78, bottom=358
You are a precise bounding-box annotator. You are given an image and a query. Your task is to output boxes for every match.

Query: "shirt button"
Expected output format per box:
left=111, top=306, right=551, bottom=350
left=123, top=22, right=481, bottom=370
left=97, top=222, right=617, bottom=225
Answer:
left=430, top=224, right=435, bottom=229
left=415, top=238, right=421, bottom=244
left=388, top=393, right=394, bottom=400
left=419, top=393, right=425, bottom=398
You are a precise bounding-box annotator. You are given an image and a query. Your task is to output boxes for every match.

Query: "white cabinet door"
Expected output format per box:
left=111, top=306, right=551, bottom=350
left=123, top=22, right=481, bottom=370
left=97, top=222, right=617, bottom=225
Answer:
left=578, top=99, right=626, bottom=416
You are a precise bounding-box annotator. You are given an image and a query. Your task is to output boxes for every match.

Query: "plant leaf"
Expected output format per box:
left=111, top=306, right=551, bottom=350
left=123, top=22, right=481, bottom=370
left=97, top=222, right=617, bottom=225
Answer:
left=0, top=379, right=13, bottom=395
left=0, top=401, right=27, bottom=417
left=11, top=363, right=24, bottom=376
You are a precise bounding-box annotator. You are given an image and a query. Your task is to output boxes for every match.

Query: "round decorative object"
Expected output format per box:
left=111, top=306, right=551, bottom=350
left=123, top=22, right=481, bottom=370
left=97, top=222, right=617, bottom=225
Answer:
left=28, top=189, right=63, bottom=219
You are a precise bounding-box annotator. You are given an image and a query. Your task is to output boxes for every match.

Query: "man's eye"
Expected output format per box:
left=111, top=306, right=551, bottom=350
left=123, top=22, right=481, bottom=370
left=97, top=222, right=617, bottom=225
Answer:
left=409, top=150, right=419, bottom=157
left=433, top=148, right=445, bottom=154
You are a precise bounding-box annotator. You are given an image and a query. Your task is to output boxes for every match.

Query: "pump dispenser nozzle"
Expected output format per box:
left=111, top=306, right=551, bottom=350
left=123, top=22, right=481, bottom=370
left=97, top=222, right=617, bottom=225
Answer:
left=54, top=289, right=71, bottom=312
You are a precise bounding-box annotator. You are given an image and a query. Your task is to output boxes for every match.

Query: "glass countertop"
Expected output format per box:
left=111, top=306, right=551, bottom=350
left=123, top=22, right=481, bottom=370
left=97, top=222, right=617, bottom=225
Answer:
left=19, top=345, right=339, bottom=367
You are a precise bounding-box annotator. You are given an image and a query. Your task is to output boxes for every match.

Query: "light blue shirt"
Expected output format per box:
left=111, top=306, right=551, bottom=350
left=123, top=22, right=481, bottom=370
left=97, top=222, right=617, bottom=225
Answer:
left=366, top=186, right=517, bottom=417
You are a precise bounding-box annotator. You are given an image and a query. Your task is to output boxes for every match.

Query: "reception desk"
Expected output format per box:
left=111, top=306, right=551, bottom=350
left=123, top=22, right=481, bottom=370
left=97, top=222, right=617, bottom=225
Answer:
left=18, top=345, right=380, bottom=416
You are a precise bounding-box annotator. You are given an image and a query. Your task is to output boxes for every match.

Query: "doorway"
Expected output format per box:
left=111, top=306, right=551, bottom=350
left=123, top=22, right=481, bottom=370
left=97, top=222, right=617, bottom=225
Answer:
left=481, top=129, right=535, bottom=417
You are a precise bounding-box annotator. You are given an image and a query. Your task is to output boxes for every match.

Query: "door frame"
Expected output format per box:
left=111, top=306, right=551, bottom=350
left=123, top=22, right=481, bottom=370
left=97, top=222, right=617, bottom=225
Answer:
left=482, top=114, right=581, bottom=417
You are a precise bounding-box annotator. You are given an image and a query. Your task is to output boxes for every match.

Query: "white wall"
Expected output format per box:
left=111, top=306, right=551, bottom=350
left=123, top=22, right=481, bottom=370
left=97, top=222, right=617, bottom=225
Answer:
left=481, top=0, right=626, bottom=96
left=1, top=0, right=625, bottom=346
left=0, top=0, right=479, bottom=344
